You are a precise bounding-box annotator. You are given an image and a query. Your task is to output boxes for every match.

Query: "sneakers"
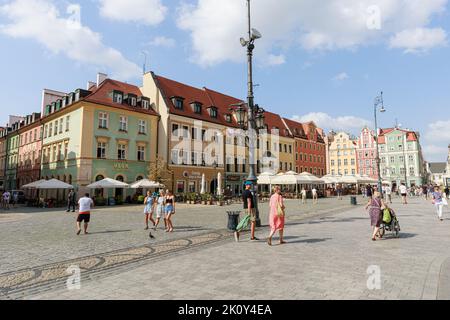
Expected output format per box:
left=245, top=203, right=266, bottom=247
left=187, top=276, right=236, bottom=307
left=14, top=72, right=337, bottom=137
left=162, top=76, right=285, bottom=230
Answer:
left=251, top=237, right=260, bottom=241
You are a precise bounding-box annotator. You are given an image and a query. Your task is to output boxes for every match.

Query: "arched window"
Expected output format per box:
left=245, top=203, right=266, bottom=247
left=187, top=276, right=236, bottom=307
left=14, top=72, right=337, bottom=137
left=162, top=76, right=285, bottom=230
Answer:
left=136, top=176, right=143, bottom=181
left=68, top=175, right=72, bottom=185
left=116, top=175, right=124, bottom=182
left=96, top=175, right=104, bottom=181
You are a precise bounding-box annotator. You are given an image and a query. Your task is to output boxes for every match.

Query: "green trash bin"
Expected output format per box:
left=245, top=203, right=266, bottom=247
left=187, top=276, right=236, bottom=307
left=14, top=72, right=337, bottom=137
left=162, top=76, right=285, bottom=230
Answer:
left=350, top=196, right=357, bottom=205
left=227, top=211, right=241, bottom=231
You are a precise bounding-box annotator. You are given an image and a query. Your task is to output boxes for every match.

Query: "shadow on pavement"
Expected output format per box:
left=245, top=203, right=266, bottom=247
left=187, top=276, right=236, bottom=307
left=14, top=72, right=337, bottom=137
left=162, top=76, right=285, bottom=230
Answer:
left=88, top=230, right=132, bottom=235
left=288, top=237, right=332, bottom=244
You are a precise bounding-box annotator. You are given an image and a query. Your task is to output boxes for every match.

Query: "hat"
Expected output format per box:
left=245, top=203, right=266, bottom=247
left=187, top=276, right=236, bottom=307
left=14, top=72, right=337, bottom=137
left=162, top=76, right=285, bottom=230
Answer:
left=244, top=181, right=253, bottom=186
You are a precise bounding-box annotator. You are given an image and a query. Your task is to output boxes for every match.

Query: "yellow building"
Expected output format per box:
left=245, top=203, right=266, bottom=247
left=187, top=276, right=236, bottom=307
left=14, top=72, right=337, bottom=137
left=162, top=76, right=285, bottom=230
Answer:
left=327, top=131, right=358, bottom=176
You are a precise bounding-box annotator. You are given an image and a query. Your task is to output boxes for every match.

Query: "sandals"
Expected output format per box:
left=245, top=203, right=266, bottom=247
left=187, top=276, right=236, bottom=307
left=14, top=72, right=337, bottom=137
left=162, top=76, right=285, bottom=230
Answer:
left=267, top=238, right=272, bottom=246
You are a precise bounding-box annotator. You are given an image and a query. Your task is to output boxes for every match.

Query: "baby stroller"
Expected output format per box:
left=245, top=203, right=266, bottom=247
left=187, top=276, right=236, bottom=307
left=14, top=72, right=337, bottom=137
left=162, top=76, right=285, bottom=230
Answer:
left=379, top=208, right=401, bottom=238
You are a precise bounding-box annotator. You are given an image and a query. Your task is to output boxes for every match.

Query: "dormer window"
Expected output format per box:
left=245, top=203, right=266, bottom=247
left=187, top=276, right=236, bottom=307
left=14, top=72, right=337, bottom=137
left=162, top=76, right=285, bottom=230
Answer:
left=225, top=114, right=232, bottom=123
left=209, top=107, right=218, bottom=118
left=126, top=94, right=137, bottom=107
left=113, top=90, right=124, bottom=104
left=191, top=102, right=202, bottom=114
left=172, top=97, right=184, bottom=110
left=141, top=97, right=150, bottom=109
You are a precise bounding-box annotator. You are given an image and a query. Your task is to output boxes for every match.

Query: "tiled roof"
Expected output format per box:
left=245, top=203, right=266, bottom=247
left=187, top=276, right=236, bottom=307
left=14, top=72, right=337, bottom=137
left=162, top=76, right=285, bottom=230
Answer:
left=282, top=118, right=306, bottom=138
left=153, top=74, right=240, bottom=127
left=264, top=112, right=291, bottom=137
left=429, top=162, right=446, bottom=174
left=378, top=127, right=418, bottom=144
left=84, top=79, right=158, bottom=116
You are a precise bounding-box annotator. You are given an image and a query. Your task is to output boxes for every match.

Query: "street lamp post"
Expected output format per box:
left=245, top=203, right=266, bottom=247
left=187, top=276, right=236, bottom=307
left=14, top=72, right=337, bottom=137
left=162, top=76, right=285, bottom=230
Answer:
left=231, top=0, right=265, bottom=227
left=374, top=92, right=386, bottom=193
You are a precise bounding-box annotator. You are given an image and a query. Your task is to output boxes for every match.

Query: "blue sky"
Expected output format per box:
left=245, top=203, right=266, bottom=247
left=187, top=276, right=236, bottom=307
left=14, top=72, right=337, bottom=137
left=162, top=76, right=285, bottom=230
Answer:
left=1, top=0, right=449, bottom=162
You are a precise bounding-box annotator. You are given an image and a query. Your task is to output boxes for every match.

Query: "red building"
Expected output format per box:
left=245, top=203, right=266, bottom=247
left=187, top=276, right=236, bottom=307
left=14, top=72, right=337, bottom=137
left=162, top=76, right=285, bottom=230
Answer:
left=282, top=119, right=327, bottom=177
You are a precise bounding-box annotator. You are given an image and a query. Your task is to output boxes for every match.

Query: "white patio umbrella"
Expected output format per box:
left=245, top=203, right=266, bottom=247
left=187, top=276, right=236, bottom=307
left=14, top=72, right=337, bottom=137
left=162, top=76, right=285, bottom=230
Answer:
left=340, top=175, right=359, bottom=184
left=200, top=174, right=206, bottom=194
left=257, top=172, right=275, bottom=185
left=298, top=172, right=325, bottom=184
left=322, top=175, right=343, bottom=184
left=21, top=179, right=46, bottom=189
left=271, top=172, right=313, bottom=185
left=130, top=179, right=165, bottom=189
left=86, top=178, right=129, bottom=189
left=217, top=172, right=222, bottom=196
left=35, top=179, right=74, bottom=190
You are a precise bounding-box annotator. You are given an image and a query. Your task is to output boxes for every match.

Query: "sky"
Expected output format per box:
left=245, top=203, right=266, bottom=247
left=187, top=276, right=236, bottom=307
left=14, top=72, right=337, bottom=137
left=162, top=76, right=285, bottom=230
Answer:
left=0, top=0, right=449, bottom=162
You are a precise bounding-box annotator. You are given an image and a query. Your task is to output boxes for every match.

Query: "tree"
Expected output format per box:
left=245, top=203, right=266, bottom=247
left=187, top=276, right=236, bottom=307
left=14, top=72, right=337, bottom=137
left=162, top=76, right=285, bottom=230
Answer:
left=147, top=156, right=173, bottom=187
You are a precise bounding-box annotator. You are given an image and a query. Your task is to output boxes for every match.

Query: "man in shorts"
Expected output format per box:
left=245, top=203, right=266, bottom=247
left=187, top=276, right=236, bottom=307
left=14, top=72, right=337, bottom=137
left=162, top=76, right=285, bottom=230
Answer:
left=235, top=181, right=258, bottom=242
left=77, top=193, right=94, bottom=235
left=3, top=191, right=10, bottom=210
left=399, top=183, right=408, bottom=205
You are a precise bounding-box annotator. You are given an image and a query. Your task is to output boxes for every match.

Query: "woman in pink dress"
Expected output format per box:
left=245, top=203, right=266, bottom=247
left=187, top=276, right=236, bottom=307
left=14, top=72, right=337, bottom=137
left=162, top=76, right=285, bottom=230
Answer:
left=267, top=186, right=286, bottom=246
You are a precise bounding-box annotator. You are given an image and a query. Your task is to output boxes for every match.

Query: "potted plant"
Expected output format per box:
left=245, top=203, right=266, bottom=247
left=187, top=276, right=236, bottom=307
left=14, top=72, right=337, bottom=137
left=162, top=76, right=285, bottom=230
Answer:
left=200, top=193, right=207, bottom=205
left=217, top=195, right=225, bottom=206
left=206, top=193, right=212, bottom=205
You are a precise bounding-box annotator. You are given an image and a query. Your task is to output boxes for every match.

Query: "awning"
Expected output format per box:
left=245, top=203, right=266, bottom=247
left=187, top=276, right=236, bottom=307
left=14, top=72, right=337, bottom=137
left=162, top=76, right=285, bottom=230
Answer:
left=35, top=179, right=74, bottom=190
left=86, top=178, right=129, bottom=189
left=257, top=172, right=276, bottom=185
left=130, top=179, right=165, bottom=189
left=21, top=179, right=47, bottom=189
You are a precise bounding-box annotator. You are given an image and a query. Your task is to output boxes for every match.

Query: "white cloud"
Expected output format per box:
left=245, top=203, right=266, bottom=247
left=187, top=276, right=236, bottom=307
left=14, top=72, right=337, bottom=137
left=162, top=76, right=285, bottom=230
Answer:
left=148, top=36, right=176, bottom=48
left=425, top=120, right=450, bottom=141
left=177, top=0, right=448, bottom=67
left=389, top=27, right=447, bottom=53
left=0, top=0, right=141, bottom=80
left=333, top=72, right=349, bottom=81
left=292, top=112, right=371, bottom=132
left=98, top=0, right=167, bottom=26
left=263, top=54, right=286, bottom=66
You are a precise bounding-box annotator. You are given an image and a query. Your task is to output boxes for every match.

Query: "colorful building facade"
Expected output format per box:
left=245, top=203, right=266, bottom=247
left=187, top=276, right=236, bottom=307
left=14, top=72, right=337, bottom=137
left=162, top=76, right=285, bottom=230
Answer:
left=356, top=127, right=378, bottom=179
left=40, top=75, right=159, bottom=201
left=327, top=132, right=358, bottom=176
left=378, top=127, right=425, bottom=188
left=17, top=113, right=42, bottom=194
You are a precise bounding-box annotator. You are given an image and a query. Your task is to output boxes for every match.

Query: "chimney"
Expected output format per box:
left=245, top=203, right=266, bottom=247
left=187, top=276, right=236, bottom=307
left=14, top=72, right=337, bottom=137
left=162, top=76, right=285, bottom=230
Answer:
left=87, top=81, right=96, bottom=90
left=97, top=73, right=108, bottom=87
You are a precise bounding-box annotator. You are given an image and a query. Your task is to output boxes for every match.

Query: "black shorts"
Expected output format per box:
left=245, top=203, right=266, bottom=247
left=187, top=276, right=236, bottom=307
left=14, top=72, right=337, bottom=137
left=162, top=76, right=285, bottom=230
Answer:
left=77, top=214, right=91, bottom=223
left=401, top=193, right=407, bottom=197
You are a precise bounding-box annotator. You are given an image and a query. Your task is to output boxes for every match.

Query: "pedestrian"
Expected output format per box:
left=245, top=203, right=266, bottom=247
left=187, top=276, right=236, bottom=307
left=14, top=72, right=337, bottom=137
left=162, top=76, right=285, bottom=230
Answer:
left=3, top=191, right=10, bottom=210
left=301, top=187, right=307, bottom=204
left=399, top=183, right=408, bottom=205
left=12, top=192, right=18, bottom=207
left=234, top=181, right=258, bottom=242
left=385, top=184, right=392, bottom=204
left=76, top=193, right=94, bottom=235
left=365, top=191, right=386, bottom=241
left=66, top=189, right=76, bottom=212
left=312, top=187, right=318, bottom=205
left=445, top=186, right=450, bottom=199
left=362, top=186, right=367, bottom=198
left=336, top=185, right=343, bottom=200
left=267, top=186, right=286, bottom=246
left=143, top=190, right=156, bottom=230
left=431, top=186, right=447, bottom=222
left=153, top=190, right=166, bottom=231
left=165, top=190, right=175, bottom=232
left=366, top=184, right=373, bottom=198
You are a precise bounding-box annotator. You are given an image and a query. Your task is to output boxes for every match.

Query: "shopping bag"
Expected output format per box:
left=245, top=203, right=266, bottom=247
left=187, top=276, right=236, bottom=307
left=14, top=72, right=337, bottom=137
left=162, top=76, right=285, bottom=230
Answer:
left=443, top=197, right=448, bottom=206
left=236, top=214, right=251, bottom=232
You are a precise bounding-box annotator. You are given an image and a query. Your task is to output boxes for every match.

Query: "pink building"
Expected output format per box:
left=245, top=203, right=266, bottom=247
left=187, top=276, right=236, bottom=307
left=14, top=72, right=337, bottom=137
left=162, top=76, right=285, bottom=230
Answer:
left=357, top=127, right=378, bottom=179
left=17, top=113, right=42, bottom=196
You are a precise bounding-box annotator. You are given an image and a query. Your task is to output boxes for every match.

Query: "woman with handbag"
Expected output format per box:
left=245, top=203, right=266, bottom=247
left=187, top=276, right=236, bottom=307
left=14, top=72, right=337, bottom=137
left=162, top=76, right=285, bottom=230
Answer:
left=365, top=191, right=386, bottom=241
left=267, top=186, right=286, bottom=246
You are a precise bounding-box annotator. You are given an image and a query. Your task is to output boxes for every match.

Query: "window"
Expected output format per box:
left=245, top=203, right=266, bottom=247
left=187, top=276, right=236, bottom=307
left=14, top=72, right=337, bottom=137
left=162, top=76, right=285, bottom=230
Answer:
left=193, top=103, right=202, bottom=114
left=57, top=143, right=62, bottom=161
left=118, top=144, right=126, bottom=160
left=172, top=124, right=179, bottom=137
left=209, top=107, right=218, bottom=118
left=138, top=120, right=147, bottom=134
left=141, top=99, right=150, bottom=109
left=225, top=114, right=232, bottom=123
left=59, top=119, right=63, bottom=134
left=99, top=112, right=108, bottom=129
left=119, top=116, right=128, bottom=132
left=409, top=167, right=415, bottom=176
left=173, top=98, right=183, bottom=109
left=137, top=146, right=145, bottom=161
left=171, top=149, right=179, bottom=165
left=129, top=96, right=137, bottom=107
left=113, top=91, right=123, bottom=104
left=97, top=142, right=106, bottom=159
left=64, top=142, right=69, bottom=159
left=52, top=145, right=57, bottom=162
left=182, top=126, right=189, bottom=138
left=34, top=129, right=37, bottom=141
left=48, top=123, right=53, bottom=137
left=66, top=116, right=70, bottom=132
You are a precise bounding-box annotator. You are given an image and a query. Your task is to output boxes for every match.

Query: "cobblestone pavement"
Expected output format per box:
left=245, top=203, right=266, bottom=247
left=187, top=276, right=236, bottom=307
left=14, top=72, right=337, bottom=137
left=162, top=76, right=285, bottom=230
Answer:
left=2, top=196, right=450, bottom=300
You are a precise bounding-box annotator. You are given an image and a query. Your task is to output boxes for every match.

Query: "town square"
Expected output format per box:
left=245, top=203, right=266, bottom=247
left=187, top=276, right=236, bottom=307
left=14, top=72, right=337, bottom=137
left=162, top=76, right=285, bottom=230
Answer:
left=1, top=0, right=450, bottom=303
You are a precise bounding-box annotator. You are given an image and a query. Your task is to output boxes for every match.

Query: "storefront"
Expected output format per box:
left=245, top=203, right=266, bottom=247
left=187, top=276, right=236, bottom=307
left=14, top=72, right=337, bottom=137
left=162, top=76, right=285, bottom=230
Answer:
left=225, top=174, right=246, bottom=196
left=170, top=166, right=224, bottom=195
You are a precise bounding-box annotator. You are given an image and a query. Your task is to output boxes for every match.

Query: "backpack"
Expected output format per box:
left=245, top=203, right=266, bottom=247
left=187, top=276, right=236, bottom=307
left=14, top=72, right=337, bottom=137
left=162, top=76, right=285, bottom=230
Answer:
left=382, top=208, right=392, bottom=224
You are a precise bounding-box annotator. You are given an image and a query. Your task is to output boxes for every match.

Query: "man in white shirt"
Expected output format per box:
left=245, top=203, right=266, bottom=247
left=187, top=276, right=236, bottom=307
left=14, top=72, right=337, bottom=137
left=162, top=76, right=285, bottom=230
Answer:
left=385, top=185, right=392, bottom=204
left=301, top=188, right=307, bottom=204
left=399, top=183, right=408, bottom=205
left=77, top=193, right=94, bottom=235
left=312, top=188, right=318, bottom=204
left=3, top=191, right=10, bottom=210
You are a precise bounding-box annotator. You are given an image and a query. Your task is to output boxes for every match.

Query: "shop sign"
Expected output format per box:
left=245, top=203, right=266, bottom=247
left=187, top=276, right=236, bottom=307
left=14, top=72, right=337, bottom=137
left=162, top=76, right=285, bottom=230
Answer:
left=183, top=171, right=202, bottom=179
left=114, top=162, right=129, bottom=170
